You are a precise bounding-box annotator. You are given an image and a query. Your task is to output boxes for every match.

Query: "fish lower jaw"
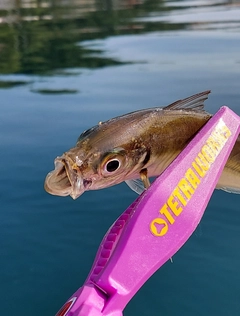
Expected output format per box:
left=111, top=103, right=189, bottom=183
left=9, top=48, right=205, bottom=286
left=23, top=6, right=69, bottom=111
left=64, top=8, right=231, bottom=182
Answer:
left=69, top=192, right=80, bottom=200
left=44, top=168, right=72, bottom=197
left=44, top=157, right=86, bottom=199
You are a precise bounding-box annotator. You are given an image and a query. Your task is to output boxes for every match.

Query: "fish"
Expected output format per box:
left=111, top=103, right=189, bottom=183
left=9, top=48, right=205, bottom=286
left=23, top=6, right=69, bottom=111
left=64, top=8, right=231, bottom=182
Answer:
left=44, top=90, right=240, bottom=199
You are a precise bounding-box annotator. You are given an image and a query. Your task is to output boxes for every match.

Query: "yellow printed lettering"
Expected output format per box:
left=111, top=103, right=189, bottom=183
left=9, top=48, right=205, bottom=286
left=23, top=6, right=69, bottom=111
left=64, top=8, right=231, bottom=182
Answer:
left=201, top=144, right=215, bottom=163
left=192, top=161, right=205, bottom=177
left=193, top=152, right=210, bottom=177
left=211, top=131, right=225, bottom=146
left=221, top=125, right=232, bottom=139
left=178, top=178, right=194, bottom=200
left=206, top=136, right=222, bottom=153
left=185, top=168, right=201, bottom=189
left=172, top=187, right=187, bottom=206
left=197, top=152, right=211, bottom=170
left=150, top=121, right=231, bottom=237
left=214, top=121, right=232, bottom=141
left=160, top=204, right=175, bottom=224
left=167, top=194, right=183, bottom=216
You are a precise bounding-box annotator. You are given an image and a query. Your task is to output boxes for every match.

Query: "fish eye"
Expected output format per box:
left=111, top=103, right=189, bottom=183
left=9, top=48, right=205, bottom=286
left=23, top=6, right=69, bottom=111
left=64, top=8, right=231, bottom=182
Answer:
left=99, top=148, right=126, bottom=177
left=105, top=159, right=120, bottom=173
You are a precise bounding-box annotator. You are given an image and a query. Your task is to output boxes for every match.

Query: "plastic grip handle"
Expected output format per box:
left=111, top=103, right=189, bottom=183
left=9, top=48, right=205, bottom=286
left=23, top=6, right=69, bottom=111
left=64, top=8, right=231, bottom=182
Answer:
left=56, top=106, right=240, bottom=316
left=85, top=198, right=141, bottom=284
left=95, top=107, right=240, bottom=315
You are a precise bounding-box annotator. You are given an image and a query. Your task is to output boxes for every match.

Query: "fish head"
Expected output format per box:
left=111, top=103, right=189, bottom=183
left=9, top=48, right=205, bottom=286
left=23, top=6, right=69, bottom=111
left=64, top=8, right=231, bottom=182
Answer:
left=44, top=128, right=143, bottom=199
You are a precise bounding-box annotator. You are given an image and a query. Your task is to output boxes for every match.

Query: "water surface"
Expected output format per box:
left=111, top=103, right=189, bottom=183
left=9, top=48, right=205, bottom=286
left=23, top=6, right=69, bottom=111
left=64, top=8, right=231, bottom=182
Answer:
left=1, top=0, right=240, bottom=315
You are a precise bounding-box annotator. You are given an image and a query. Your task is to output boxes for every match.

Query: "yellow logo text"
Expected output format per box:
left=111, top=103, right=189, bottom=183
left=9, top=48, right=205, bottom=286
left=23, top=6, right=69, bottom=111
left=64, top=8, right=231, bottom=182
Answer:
left=150, top=120, right=231, bottom=237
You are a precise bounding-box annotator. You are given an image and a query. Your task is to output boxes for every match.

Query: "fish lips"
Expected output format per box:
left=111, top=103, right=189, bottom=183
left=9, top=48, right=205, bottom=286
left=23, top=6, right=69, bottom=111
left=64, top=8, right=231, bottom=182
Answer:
left=44, top=157, right=90, bottom=200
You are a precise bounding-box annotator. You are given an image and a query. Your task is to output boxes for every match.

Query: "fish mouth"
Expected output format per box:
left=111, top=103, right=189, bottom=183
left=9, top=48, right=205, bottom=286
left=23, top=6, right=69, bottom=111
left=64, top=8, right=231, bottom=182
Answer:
left=44, top=156, right=85, bottom=199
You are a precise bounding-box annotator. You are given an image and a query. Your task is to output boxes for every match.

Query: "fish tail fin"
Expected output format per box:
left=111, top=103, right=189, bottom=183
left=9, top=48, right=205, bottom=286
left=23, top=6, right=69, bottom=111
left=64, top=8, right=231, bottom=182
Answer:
left=217, top=134, right=240, bottom=194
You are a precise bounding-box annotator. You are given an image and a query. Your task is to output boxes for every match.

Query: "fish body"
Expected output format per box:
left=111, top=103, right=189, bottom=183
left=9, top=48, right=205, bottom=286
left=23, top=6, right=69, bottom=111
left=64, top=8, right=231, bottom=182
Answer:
left=44, top=91, right=240, bottom=199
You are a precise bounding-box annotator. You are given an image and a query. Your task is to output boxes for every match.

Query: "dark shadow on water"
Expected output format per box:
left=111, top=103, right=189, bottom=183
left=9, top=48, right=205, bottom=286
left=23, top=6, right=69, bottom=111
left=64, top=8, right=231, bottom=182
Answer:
left=0, top=80, right=29, bottom=88
left=31, top=88, right=79, bottom=94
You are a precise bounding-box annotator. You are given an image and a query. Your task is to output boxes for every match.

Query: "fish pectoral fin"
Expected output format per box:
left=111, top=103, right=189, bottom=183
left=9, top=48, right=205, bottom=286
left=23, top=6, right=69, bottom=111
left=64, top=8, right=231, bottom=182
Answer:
left=125, top=169, right=151, bottom=195
left=125, top=179, right=145, bottom=195
left=216, top=185, right=240, bottom=194
left=140, top=168, right=151, bottom=189
left=164, top=90, right=211, bottom=112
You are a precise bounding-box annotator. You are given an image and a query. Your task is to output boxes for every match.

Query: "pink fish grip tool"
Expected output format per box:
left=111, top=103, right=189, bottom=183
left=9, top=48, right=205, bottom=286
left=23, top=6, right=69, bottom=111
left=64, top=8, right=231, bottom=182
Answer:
left=56, top=106, right=240, bottom=316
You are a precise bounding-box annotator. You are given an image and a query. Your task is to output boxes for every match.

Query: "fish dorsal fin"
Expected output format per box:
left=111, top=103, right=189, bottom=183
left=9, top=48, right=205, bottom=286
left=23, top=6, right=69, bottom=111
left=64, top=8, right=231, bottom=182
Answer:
left=164, top=90, right=211, bottom=111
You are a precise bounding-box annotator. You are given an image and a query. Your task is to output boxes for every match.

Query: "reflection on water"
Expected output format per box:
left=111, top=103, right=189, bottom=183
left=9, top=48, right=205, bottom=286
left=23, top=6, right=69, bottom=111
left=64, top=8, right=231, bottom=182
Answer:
left=1, top=0, right=238, bottom=78
left=0, top=0, right=140, bottom=76
left=1, top=1, right=240, bottom=316
left=136, top=0, right=240, bottom=31
left=0, top=0, right=239, bottom=83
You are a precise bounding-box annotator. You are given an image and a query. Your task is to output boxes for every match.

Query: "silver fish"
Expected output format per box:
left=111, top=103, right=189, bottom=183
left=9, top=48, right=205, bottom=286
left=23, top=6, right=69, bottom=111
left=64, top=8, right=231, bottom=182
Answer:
left=44, top=91, right=240, bottom=199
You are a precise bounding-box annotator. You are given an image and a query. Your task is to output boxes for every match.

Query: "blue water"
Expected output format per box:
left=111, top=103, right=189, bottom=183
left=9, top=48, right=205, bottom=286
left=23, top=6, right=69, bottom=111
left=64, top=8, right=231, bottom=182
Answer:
left=1, top=1, right=240, bottom=315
